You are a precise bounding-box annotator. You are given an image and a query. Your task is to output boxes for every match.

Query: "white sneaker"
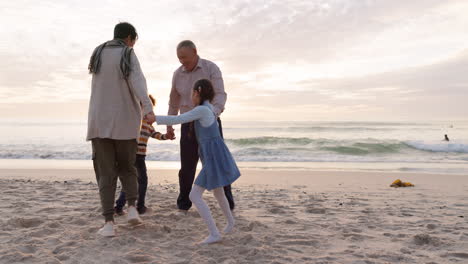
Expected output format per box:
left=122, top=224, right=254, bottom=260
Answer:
left=223, top=222, right=235, bottom=233
left=200, top=233, right=222, bottom=245
left=97, top=222, right=115, bottom=237
left=127, top=206, right=142, bottom=225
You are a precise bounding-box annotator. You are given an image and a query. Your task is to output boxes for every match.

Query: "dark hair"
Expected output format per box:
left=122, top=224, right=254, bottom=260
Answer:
left=114, top=22, right=138, bottom=40
left=149, top=94, right=156, bottom=106
left=193, top=79, right=214, bottom=105
left=177, top=40, right=196, bottom=50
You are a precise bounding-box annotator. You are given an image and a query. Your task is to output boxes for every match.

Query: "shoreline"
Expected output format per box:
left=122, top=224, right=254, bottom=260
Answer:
left=1, top=167, right=467, bottom=192
left=0, top=158, right=467, bottom=175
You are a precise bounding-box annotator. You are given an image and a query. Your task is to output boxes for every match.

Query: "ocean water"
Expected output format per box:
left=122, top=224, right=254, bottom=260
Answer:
left=0, top=120, right=467, bottom=174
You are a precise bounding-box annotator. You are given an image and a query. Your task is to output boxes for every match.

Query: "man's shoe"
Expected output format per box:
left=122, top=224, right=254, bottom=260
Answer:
left=127, top=206, right=142, bottom=225
left=114, top=207, right=125, bottom=216
left=137, top=206, right=147, bottom=215
left=97, top=222, right=115, bottom=237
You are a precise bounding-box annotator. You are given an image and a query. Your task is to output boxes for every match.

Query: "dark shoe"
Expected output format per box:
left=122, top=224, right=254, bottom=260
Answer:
left=137, top=206, right=147, bottom=215
left=114, top=207, right=125, bottom=216
left=177, top=195, right=192, bottom=211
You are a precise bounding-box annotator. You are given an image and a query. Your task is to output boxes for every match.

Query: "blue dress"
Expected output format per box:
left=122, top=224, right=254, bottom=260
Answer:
left=194, top=111, right=241, bottom=190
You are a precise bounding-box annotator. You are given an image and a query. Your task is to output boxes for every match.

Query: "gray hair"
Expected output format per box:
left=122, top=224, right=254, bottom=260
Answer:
left=177, top=40, right=196, bottom=50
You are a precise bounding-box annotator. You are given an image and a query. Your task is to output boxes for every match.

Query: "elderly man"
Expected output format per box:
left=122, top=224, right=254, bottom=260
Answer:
left=87, top=22, right=155, bottom=236
left=167, top=40, right=235, bottom=211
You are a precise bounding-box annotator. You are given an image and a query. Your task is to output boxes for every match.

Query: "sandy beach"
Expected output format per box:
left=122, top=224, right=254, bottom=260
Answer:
left=2, top=0, right=468, bottom=263
left=0, top=168, right=467, bottom=264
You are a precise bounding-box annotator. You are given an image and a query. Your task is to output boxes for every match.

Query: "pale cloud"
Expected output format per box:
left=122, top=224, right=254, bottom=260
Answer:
left=0, top=0, right=467, bottom=121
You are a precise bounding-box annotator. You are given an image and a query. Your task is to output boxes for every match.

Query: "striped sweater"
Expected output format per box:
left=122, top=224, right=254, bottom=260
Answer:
left=137, top=120, right=165, bottom=155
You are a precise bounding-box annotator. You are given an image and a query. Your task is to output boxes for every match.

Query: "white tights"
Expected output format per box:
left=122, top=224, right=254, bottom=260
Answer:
left=189, top=184, right=235, bottom=244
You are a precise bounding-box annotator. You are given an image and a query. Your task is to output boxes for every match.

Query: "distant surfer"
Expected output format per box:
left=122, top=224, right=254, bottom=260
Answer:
left=444, top=134, right=450, bottom=141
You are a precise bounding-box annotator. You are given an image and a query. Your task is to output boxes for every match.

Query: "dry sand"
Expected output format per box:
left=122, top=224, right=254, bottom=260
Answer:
left=0, top=168, right=467, bottom=264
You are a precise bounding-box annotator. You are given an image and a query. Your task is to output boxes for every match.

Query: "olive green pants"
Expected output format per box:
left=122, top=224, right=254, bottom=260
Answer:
left=92, top=138, right=138, bottom=222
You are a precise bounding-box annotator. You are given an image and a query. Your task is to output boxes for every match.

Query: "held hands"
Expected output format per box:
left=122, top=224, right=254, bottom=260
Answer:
left=144, top=113, right=175, bottom=140
left=166, top=126, right=176, bottom=140
left=144, top=112, right=156, bottom=124
left=163, top=133, right=175, bottom=140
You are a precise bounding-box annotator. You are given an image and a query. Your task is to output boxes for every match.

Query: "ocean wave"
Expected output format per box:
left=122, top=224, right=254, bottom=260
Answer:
left=227, top=137, right=468, bottom=155
left=0, top=151, right=92, bottom=160
left=0, top=149, right=180, bottom=161
left=320, top=142, right=404, bottom=155
left=287, top=126, right=390, bottom=132
left=404, top=141, right=468, bottom=153
left=1, top=138, right=468, bottom=162
left=226, top=137, right=315, bottom=146
left=226, top=137, right=404, bottom=155
left=225, top=126, right=396, bottom=132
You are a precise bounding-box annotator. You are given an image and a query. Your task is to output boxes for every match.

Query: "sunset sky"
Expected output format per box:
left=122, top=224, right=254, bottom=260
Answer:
left=1, top=0, right=467, bottom=122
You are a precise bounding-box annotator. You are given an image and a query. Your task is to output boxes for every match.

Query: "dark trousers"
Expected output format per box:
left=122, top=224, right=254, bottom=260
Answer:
left=115, top=154, right=148, bottom=210
left=92, top=138, right=138, bottom=222
left=177, top=118, right=235, bottom=210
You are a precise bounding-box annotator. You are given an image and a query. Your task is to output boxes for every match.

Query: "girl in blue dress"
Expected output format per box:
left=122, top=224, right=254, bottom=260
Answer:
left=156, top=79, right=240, bottom=244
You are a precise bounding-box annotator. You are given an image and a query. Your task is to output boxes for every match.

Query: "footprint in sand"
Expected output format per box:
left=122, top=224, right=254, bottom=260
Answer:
left=268, top=207, right=287, bottom=214
left=124, top=253, right=154, bottom=263
left=29, top=228, right=57, bottom=238
left=284, top=219, right=297, bottom=225
left=7, top=217, right=44, bottom=228
left=0, top=251, right=36, bottom=263
left=441, top=252, right=468, bottom=259
left=279, top=239, right=319, bottom=247
left=35, top=207, right=58, bottom=214
left=239, top=234, right=254, bottom=244
left=412, top=234, right=442, bottom=246
left=240, top=221, right=265, bottom=232
left=47, top=222, right=61, bottom=229
left=56, top=253, right=71, bottom=261
left=16, top=245, right=37, bottom=254
left=343, top=233, right=370, bottom=242
left=70, top=218, right=87, bottom=225
left=306, top=208, right=326, bottom=214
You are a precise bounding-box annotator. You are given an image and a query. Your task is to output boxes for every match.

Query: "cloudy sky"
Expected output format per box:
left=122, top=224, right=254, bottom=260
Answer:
left=0, top=0, right=467, bottom=122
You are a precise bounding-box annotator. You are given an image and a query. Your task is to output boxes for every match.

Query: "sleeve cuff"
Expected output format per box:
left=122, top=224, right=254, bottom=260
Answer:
left=143, top=103, right=153, bottom=115
left=213, top=107, right=222, bottom=117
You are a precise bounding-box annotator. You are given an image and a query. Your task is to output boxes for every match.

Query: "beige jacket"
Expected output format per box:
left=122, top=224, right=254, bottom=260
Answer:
left=86, top=47, right=153, bottom=141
